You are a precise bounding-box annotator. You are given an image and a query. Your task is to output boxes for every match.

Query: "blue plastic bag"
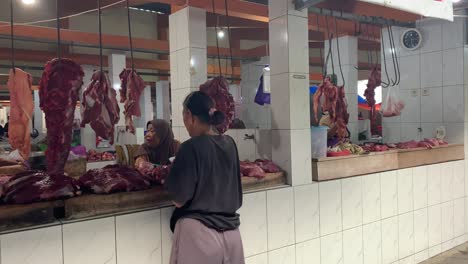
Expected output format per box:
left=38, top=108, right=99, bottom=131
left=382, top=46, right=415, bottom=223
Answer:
left=254, top=75, right=271, bottom=105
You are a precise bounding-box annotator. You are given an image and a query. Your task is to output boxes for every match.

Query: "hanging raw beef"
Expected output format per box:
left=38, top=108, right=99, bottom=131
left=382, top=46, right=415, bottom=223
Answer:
left=199, top=76, right=235, bottom=134
left=81, top=71, right=120, bottom=144
left=119, top=69, right=145, bottom=134
left=39, top=58, right=84, bottom=175
left=7, top=68, right=34, bottom=160
left=364, top=67, right=381, bottom=108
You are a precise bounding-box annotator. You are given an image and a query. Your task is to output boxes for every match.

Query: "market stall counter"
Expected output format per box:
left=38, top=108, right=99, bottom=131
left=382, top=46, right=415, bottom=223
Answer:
left=312, top=144, right=464, bottom=181
left=0, top=171, right=286, bottom=233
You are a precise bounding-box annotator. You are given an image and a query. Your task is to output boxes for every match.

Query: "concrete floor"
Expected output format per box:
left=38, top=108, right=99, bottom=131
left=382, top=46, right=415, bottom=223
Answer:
left=421, top=243, right=468, bottom=264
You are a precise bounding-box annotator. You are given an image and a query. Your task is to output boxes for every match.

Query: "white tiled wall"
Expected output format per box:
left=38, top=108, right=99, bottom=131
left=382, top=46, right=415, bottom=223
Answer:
left=1, top=161, right=466, bottom=264
left=382, top=17, right=465, bottom=143
left=225, top=128, right=273, bottom=161
left=239, top=57, right=272, bottom=129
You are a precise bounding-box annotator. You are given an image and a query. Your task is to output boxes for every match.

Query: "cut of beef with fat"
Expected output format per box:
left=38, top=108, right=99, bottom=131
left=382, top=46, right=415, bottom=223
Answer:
left=7, top=68, right=34, bottom=160
left=39, top=58, right=84, bottom=175
left=2, top=171, right=81, bottom=204
left=240, top=161, right=266, bottom=179
left=81, top=71, right=120, bottom=144
left=119, top=69, right=145, bottom=134
left=79, top=165, right=151, bottom=194
left=199, top=76, right=235, bottom=134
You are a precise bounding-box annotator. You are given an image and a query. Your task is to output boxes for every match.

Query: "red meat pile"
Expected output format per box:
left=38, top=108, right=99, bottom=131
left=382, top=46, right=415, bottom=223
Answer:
left=81, top=71, right=120, bottom=144
left=361, top=143, right=390, bottom=152
left=240, top=160, right=281, bottom=179
left=313, top=77, right=350, bottom=139
left=119, top=69, right=145, bottom=134
left=87, top=150, right=115, bottom=162
left=1, top=171, right=81, bottom=204
left=39, top=58, right=84, bottom=175
left=199, top=76, right=235, bottom=134
left=397, top=139, right=448, bottom=149
left=79, top=165, right=151, bottom=194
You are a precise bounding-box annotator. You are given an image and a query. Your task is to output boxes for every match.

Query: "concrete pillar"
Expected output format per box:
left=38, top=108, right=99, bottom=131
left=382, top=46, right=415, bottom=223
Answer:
left=169, top=7, right=207, bottom=142
left=269, top=0, right=312, bottom=185
left=324, top=36, right=359, bottom=142
left=156, top=81, right=171, bottom=121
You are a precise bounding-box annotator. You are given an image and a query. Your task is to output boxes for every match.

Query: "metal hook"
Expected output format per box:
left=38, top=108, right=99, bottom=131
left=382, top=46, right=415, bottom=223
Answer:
left=126, top=0, right=135, bottom=71
left=97, top=0, right=103, bottom=74
left=10, top=0, right=15, bottom=73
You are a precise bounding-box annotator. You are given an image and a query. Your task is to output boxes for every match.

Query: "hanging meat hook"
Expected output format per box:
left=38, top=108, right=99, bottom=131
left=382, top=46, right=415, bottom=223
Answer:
left=126, top=0, right=135, bottom=71
left=334, top=17, right=345, bottom=87
left=10, top=0, right=15, bottom=73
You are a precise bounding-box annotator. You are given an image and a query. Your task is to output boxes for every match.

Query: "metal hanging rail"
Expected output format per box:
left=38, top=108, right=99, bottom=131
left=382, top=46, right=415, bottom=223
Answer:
left=295, top=0, right=325, bottom=11
left=307, top=7, right=415, bottom=28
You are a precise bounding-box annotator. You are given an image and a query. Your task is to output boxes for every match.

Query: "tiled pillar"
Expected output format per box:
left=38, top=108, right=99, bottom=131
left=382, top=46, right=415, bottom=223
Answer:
left=108, top=54, right=127, bottom=127
left=156, top=80, right=171, bottom=121
left=268, top=0, right=312, bottom=185
left=169, top=7, right=207, bottom=141
left=324, top=36, right=359, bottom=142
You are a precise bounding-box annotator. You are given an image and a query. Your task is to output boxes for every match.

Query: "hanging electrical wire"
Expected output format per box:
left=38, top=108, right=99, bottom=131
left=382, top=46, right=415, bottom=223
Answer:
left=98, top=0, right=104, bottom=74
left=324, top=16, right=335, bottom=80
left=212, top=0, right=222, bottom=76
left=126, top=0, right=134, bottom=71
left=9, top=0, right=15, bottom=73
left=316, top=14, right=324, bottom=75
left=224, top=0, right=234, bottom=80
left=56, top=0, right=61, bottom=61
left=334, top=17, right=345, bottom=87
left=0, top=0, right=126, bottom=28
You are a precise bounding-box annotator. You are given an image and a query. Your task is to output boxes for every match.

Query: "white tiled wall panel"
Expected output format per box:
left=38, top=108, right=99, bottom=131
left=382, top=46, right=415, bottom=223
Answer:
left=294, top=184, right=320, bottom=242
left=116, top=210, right=162, bottom=264
left=1, top=226, right=63, bottom=264
left=381, top=171, right=398, bottom=218
left=240, top=192, right=268, bottom=257
left=266, top=188, right=295, bottom=250
left=363, top=221, right=382, bottom=264
left=0, top=162, right=467, bottom=264
left=63, top=217, right=116, bottom=264
left=319, top=180, right=343, bottom=236
left=363, top=173, right=381, bottom=224
left=296, top=239, right=320, bottom=264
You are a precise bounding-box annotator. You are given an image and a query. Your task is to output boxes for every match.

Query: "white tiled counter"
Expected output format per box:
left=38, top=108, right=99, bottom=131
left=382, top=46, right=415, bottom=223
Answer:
left=1, top=160, right=467, bottom=264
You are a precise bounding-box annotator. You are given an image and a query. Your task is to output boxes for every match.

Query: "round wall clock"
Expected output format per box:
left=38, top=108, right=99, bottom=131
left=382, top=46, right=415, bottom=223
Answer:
left=401, top=28, right=422, bottom=51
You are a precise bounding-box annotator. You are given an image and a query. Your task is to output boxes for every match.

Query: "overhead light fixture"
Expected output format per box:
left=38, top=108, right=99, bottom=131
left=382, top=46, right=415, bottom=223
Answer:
left=217, top=30, right=225, bottom=39
left=22, top=0, right=36, bottom=5
left=452, top=0, right=461, bottom=3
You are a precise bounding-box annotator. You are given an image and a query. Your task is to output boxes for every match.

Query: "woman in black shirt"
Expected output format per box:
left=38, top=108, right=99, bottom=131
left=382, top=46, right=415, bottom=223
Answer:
left=165, top=91, right=244, bottom=264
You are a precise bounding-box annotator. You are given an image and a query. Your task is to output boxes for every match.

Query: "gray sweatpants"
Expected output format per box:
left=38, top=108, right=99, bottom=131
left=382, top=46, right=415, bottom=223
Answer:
left=170, top=218, right=245, bottom=264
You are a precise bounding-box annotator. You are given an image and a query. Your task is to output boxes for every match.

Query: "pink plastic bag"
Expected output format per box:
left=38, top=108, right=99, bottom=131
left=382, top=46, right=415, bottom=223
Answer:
left=381, top=86, right=405, bottom=117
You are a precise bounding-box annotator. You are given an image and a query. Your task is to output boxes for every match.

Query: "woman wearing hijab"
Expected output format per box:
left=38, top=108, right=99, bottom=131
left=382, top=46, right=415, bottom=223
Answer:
left=165, top=91, right=244, bottom=264
left=134, top=119, right=180, bottom=166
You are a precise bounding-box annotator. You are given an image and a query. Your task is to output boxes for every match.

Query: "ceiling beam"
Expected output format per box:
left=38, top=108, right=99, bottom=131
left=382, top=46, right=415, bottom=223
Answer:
left=295, top=0, right=325, bottom=11
left=0, top=48, right=240, bottom=77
